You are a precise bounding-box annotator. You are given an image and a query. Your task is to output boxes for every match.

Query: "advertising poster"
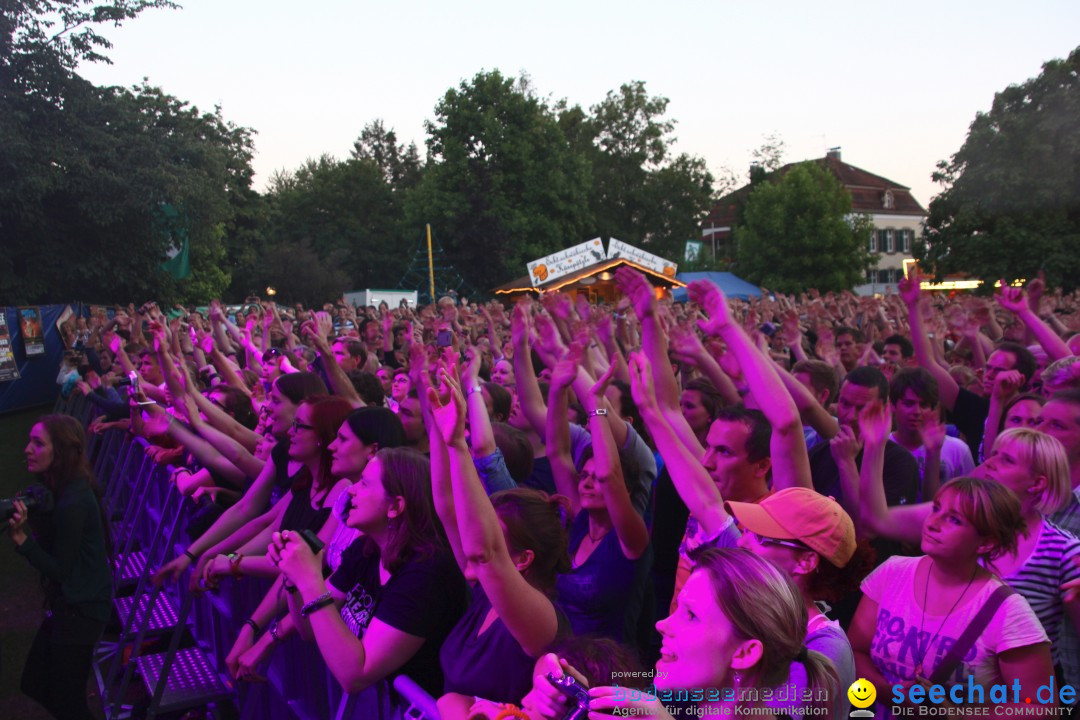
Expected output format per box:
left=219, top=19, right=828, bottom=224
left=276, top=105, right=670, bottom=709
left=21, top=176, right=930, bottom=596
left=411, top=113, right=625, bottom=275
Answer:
left=18, top=306, right=46, bottom=356
left=55, top=304, right=74, bottom=348
left=89, top=305, right=109, bottom=327
left=0, top=313, right=19, bottom=381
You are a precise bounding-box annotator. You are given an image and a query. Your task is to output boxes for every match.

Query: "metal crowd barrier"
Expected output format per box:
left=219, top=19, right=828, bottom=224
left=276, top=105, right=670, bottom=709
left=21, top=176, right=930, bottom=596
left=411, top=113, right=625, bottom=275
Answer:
left=54, top=394, right=440, bottom=720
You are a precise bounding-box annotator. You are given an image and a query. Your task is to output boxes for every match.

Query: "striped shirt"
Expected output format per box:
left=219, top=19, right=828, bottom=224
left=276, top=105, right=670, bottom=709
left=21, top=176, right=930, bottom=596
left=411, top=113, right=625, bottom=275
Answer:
left=1048, top=488, right=1080, bottom=538
left=1004, top=519, right=1080, bottom=689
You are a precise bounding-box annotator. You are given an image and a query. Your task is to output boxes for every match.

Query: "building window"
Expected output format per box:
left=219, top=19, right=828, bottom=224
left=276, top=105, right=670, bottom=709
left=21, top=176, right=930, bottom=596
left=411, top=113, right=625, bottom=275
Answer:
left=902, top=229, right=912, bottom=253
left=867, top=270, right=875, bottom=283
left=885, top=230, right=895, bottom=253
left=869, top=234, right=877, bottom=253
left=878, top=269, right=891, bottom=284
left=883, top=191, right=895, bottom=209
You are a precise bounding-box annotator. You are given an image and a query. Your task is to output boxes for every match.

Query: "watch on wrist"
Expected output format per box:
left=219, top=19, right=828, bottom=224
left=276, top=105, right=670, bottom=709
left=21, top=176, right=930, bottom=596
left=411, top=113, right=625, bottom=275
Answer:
left=587, top=408, right=608, bottom=418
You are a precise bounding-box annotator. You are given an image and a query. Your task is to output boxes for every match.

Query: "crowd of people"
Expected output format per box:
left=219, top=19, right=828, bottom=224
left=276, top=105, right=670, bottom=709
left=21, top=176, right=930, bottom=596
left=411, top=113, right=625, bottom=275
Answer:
left=10, top=266, right=1080, bottom=719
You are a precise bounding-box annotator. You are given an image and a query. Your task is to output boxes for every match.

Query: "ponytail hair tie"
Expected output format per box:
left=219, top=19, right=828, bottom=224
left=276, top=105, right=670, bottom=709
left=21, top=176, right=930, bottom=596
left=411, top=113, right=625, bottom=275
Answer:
left=795, top=646, right=809, bottom=663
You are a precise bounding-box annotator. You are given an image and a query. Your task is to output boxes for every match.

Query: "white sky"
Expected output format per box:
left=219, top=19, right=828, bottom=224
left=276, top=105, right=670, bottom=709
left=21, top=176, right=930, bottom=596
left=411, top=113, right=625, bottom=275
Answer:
left=80, top=0, right=1080, bottom=208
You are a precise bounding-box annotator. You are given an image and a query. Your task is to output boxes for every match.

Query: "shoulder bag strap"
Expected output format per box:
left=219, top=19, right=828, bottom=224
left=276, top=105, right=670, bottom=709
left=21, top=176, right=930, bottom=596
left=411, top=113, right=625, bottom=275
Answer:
left=929, top=583, right=1015, bottom=685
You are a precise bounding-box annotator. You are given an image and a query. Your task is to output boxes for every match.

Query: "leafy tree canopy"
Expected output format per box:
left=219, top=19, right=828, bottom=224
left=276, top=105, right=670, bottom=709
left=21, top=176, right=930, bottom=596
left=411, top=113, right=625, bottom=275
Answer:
left=559, top=81, right=714, bottom=262
left=406, top=70, right=591, bottom=290
left=734, top=162, right=876, bottom=294
left=921, top=45, right=1080, bottom=290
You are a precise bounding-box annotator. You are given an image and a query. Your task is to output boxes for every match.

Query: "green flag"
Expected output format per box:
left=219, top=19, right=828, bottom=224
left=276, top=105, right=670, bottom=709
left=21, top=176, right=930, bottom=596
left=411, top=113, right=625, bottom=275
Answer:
left=158, top=203, right=192, bottom=280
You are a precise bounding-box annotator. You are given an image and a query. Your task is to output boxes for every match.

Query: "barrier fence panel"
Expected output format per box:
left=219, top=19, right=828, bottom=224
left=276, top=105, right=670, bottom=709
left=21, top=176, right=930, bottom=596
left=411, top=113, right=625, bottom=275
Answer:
left=53, top=394, right=437, bottom=720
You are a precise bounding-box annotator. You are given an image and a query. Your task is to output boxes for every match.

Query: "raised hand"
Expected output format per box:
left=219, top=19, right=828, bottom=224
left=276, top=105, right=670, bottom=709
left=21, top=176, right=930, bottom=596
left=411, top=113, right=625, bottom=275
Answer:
left=919, top=411, right=946, bottom=454
left=690, top=280, right=733, bottom=336
left=995, top=283, right=1028, bottom=315
left=830, top=424, right=861, bottom=465
left=668, top=326, right=706, bottom=367
left=427, top=368, right=467, bottom=447
left=780, top=309, right=803, bottom=348
left=615, top=266, right=655, bottom=319
left=991, top=369, right=1025, bottom=402
left=549, top=344, right=583, bottom=391
left=461, top=346, right=482, bottom=386
left=859, top=401, right=892, bottom=446
left=627, top=351, right=659, bottom=413
left=897, top=268, right=922, bottom=307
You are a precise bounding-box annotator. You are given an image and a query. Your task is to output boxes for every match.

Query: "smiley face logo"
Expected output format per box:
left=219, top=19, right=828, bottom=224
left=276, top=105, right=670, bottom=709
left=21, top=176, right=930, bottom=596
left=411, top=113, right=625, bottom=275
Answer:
left=847, top=678, right=876, bottom=709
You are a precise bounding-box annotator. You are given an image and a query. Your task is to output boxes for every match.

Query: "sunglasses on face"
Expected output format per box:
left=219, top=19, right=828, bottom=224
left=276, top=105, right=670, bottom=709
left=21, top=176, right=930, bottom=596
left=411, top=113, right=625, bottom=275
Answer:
left=753, top=532, right=809, bottom=552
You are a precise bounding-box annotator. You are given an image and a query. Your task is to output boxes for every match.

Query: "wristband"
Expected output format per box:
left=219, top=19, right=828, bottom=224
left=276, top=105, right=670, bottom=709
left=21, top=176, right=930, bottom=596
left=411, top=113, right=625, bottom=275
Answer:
left=587, top=408, right=608, bottom=418
left=183, top=549, right=198, bottom=563
left=227, top=552, right=244, bottom=578
left=467, top=385, right=484, bottom=397
left=244, top=618, right=261, bottom=635
left=300, top=592, right=334, bottom=617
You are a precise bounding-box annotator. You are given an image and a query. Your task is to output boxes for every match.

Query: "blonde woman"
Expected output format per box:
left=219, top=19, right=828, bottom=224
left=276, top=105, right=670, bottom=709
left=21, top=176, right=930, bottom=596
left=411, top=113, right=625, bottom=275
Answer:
left=546, top=548, right=839, bottom=720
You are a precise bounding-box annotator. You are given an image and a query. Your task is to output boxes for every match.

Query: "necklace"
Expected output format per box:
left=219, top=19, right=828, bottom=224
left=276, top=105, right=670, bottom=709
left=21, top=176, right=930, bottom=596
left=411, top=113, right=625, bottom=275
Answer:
left=914, top=561, right=978, bottom=678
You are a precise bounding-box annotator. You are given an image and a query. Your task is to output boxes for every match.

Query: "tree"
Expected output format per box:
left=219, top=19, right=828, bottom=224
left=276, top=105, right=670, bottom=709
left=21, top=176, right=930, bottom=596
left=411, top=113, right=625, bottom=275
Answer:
left=0, top=1, right=254, bottom=305
left=560, top=81, right=714, bottom=261
left=734, top=162, right=876, bottom=293
left=254, top=153, right=411, bottom=296
left=350, top=119, right=422, bottom=191
left=406, top=70, right=591, bottom=290
left=921, top=46, right=1080, bottom=290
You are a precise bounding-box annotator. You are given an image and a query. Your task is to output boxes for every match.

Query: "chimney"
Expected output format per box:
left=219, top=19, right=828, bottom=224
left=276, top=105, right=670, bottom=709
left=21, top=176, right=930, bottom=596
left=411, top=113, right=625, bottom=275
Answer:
left=826, top=147, right=842, bottom=161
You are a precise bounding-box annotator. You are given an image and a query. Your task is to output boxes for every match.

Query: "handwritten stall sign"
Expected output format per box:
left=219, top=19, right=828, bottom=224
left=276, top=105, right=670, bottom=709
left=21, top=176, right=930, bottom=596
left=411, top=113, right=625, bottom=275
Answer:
left=527, top=238, right=606, bottom=287
left=607, top=238, right=678, bottom=278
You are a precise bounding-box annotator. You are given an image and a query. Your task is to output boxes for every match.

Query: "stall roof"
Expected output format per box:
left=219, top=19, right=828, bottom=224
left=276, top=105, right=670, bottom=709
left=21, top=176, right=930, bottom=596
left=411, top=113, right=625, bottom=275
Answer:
left=671, top=272, right=761, bottom=301
left=492, top=258, right=686, bottom=295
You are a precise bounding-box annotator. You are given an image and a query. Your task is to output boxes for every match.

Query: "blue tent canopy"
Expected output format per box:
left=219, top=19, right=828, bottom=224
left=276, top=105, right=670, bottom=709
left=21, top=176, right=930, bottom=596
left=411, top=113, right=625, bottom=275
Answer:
left=672, top=272, right=761, bottom=302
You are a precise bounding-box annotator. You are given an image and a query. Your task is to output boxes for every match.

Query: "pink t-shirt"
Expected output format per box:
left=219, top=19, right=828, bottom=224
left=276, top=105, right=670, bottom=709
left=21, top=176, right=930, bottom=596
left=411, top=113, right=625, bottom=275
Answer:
left=861, top=556, right=1048, bottom=688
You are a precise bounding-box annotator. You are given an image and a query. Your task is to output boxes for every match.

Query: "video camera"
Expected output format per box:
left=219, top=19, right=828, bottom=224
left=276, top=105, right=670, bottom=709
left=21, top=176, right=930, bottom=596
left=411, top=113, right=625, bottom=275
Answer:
left=0, top=484, right=55, bottom=527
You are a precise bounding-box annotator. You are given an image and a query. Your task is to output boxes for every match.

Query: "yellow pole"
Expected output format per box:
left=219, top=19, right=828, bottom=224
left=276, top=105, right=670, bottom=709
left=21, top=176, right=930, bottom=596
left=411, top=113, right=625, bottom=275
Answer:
left=426, top=224, right=436, bottom=303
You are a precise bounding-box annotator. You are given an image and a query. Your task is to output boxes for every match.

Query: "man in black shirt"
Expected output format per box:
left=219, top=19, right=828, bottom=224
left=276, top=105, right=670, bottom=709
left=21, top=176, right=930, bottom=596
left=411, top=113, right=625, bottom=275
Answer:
left=808, top=366, right=920, bottom=513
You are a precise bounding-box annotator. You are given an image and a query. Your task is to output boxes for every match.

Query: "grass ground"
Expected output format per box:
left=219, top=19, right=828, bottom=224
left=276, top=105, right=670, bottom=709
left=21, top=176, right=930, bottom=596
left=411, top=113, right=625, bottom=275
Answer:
left=0, top=405, right=104, bottom=720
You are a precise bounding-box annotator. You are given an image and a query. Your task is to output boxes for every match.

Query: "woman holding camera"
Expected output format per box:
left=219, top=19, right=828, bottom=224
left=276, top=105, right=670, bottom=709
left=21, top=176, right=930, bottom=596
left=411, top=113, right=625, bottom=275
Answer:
left=8, top=415, right=111, bottom=720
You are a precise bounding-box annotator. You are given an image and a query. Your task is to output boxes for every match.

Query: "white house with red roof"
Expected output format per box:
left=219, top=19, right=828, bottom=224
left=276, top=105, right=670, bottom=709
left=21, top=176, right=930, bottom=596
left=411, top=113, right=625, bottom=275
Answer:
left=701, top=148, right=926, bottom=295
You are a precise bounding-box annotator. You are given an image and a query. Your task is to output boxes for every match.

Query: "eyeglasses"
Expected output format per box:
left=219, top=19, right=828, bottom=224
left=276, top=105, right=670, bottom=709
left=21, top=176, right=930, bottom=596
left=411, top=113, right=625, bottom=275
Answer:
left=752, top=532, right=809, bottom=552
left=291, top=419, right=315, bottom=432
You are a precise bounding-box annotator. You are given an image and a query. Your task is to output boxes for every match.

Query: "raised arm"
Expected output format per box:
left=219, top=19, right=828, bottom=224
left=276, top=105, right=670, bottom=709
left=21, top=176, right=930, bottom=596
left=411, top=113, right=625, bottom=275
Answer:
left=546, top=351, right=583, bottom=517
left=416, top=346, right=467, bottom=574
left=691, top=280, right=811, bottom=490
left=629, top=352, right=730, bottom=536
left=997, top=283, right=1072, bottom=362
left=584, top=364, right=649, bottom=560
left=510, top=303, right=549, bottom=438
left=301, top=321, right=363, bottom=407
left=461, top=347, right=496, bottom=459
left=428, top=369, right=559, bottom=658
left=773, top=360, right=840, bottom=440
left=856, top=401, right=928, bottom=544
left=900, top=269, right=960, bottom=410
